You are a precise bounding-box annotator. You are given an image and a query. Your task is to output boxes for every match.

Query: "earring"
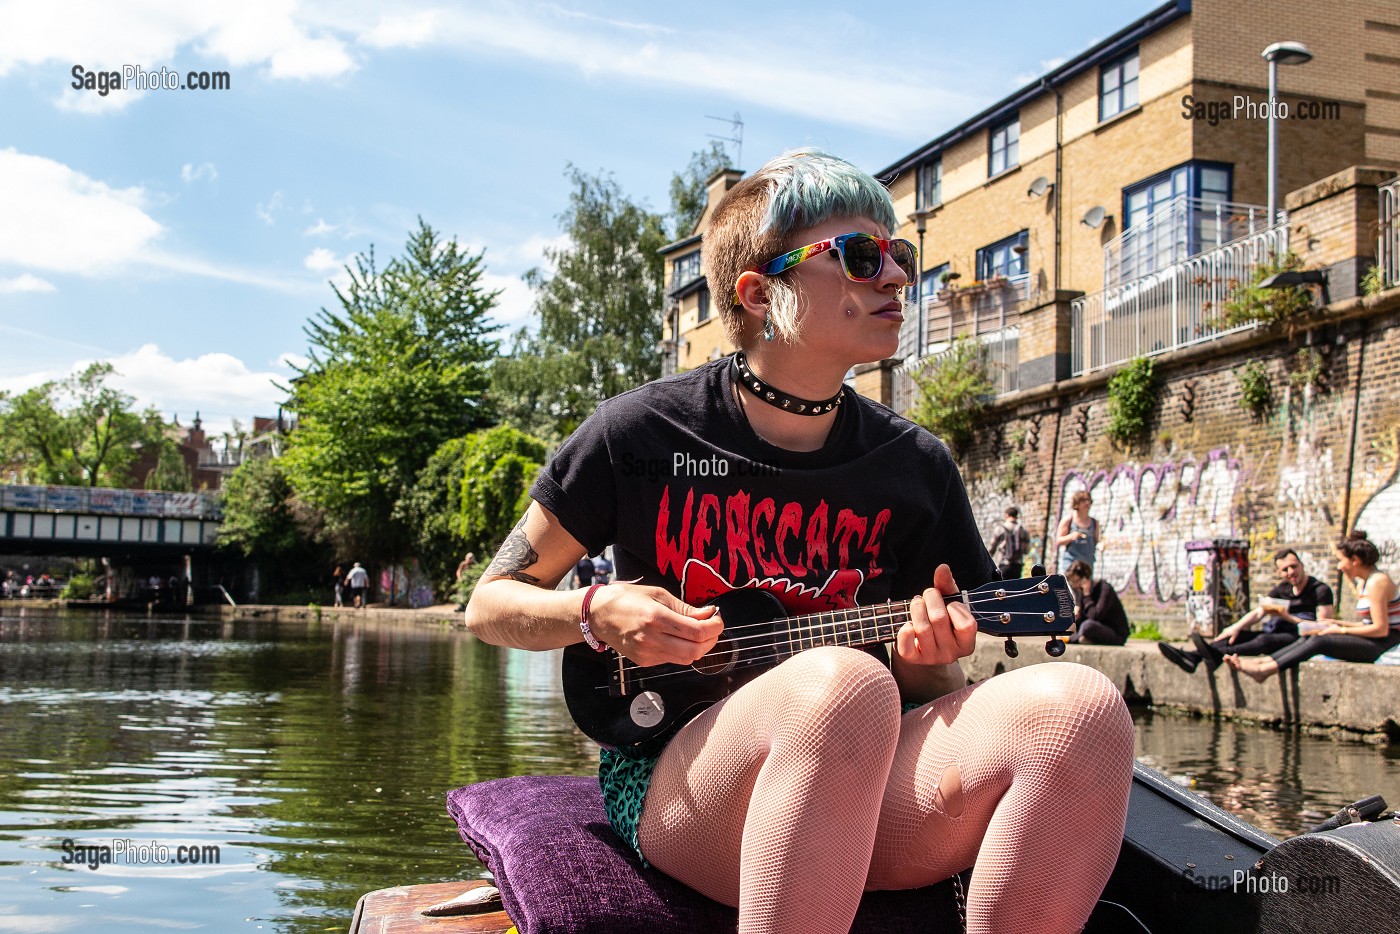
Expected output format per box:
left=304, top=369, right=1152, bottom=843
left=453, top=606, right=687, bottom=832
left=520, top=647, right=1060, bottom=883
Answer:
left=763, top=309, right=775, bottom=342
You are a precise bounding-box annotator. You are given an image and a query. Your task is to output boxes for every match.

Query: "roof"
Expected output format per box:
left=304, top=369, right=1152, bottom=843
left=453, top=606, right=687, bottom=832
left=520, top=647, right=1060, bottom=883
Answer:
left=877, top=0, right=1191, bottom=180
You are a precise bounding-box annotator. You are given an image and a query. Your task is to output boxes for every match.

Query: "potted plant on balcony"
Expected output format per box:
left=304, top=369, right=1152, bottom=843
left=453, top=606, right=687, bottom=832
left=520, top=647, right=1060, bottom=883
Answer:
left=935, top=270, right=960, bottom=301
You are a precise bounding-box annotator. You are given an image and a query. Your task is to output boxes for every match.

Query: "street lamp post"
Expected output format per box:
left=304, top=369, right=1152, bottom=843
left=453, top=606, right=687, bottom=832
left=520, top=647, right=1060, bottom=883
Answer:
left=1262, top=41, right=1313, bottom=225
left=907, top=209, right=936, bottom=358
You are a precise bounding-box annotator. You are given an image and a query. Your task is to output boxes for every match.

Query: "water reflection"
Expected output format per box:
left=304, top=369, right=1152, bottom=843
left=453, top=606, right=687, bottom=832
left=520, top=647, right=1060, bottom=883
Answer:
left=0, top=609, right=1394, bottom=932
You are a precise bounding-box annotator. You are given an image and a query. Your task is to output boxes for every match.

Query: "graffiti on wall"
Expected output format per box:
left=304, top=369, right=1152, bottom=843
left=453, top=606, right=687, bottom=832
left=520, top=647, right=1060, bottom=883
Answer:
left=1059, top=449, right=1244, bottom=603
left=969, top=478, right=1044, bottom=571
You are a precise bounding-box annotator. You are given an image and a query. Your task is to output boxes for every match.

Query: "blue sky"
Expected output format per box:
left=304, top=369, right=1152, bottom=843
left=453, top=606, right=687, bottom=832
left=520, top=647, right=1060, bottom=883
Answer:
left=0, top=0, right=1161, bottom=438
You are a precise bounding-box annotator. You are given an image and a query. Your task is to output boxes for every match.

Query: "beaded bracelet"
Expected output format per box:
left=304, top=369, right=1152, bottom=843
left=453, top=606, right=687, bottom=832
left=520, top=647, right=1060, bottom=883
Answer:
left=579, top=582, right=608, bottom=652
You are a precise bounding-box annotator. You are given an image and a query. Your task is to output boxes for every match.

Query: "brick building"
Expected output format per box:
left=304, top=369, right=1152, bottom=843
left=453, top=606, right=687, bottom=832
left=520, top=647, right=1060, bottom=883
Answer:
left=657, top=0, right=1400, bottom=627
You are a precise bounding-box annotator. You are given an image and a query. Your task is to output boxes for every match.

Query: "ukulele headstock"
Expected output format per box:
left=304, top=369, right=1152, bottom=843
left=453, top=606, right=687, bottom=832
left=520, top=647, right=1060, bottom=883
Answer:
left=964, top=574, right=1075, bottom=657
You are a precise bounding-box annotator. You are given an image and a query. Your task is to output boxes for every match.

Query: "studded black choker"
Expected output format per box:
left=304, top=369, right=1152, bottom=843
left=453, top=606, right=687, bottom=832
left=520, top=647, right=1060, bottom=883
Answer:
left=732, top=352, right=844, bottom=416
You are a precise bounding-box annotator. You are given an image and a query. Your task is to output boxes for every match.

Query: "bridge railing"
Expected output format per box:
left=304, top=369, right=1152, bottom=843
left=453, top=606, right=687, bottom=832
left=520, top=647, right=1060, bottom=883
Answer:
left=0, top=484, right=222, bottom=519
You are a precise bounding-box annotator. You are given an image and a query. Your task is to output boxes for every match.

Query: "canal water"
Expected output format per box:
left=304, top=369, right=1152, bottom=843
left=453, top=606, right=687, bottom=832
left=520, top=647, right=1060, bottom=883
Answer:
left=1, top=609, right=1396, bottom=932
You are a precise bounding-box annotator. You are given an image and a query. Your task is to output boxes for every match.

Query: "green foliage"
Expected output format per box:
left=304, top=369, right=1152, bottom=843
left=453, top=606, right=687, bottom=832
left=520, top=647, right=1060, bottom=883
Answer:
left=454, top=553, right=491, bottom=606
left=1106, top=356, right=1157, bottom=444
left=458, top=426, right=547, bottom=560
left=281, top=219, right=501, bottom=563
left=668, top=142, right=731, bottom=238
left=1129, top=620, right=1164, bottom=641
left=1289, top=347, right=1326, bottom=391
left=1234, top=360, right=1273, bottom=416
left=491, top=167, right=666, bottom=443
left=0, top=362, right=163, bottom=486
left=146, top=438, right=193, bottom=491
left=908, top=337, right=994, bottom=451
left=61, top=572, right=97, bottom=600
left=219, top=456, right=330, bottom=597
left=1000, top=450, right=1027, bottom=494
left=395, top=436, right=474, bottom=597
left=1218, top=252, right=1314, bottom=328
left=1361, top=264, right=1385, bottom=297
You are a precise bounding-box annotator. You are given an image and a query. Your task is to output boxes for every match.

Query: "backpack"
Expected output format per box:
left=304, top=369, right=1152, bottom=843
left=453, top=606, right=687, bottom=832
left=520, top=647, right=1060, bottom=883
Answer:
left=1000, top=521, right=1030, bottom=565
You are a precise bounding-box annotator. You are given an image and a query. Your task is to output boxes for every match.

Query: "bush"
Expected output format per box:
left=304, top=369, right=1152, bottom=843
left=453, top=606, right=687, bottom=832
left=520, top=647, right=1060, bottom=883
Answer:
left=1234, top=360, right=1272, bottom=416
left=61, top=573, right=97, bottom=600
left=1218, top=252, right=1314, bottom=329
left=1106, top=357, right=1156, bottom=444
left=908, top=337, right=994, bottom=451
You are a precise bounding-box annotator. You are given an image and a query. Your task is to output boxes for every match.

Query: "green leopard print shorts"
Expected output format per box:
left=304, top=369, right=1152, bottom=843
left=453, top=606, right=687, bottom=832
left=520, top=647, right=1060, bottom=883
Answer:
left=598, top=747, right=660, bottom=863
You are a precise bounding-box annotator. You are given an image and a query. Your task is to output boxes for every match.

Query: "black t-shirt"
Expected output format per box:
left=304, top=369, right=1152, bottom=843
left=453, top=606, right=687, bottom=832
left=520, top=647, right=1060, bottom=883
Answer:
left=531, top=357, right=996, bottom=626
left=575, top=558, right=595, bottom=585
left=1263, top=575, right=1334, bottom=633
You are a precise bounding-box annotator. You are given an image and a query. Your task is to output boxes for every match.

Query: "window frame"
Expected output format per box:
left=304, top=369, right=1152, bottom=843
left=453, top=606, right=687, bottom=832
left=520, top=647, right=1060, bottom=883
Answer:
left=1099, top=48, right=1140, bottom=122
left=917, top=158, right=943, bottom=210
left=975, top=231, right=1029, bottom=281
left=988, top=116, right=1020, bottom=178
left=671, top=251, right=702, bottom=287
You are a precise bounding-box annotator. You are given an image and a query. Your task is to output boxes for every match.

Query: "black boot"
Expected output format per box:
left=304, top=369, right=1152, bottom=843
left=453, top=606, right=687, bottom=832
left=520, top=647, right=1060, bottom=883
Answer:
left=1158, top=641, right=1200, bottom=674
left=1189, top=632, right=1225, bottom=672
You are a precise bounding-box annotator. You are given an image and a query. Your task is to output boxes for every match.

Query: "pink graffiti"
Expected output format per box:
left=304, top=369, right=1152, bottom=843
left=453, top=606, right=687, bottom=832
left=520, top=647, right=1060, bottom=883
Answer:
left=1061, top=449, right=1242, bottom=602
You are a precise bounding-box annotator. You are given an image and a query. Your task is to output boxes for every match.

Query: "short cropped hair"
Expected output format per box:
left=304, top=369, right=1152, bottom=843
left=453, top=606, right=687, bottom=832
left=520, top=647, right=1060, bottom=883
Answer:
left=1271, top=547, right=1300, bottom=565
left=703, top=148, right=899, bottom=346
left=1005, top=505, right=1020, bottom=519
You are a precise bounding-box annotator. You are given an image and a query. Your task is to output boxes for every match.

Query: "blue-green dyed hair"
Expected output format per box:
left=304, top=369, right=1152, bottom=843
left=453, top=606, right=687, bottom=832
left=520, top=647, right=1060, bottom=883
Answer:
left=756, top=148, right=899, bottom=240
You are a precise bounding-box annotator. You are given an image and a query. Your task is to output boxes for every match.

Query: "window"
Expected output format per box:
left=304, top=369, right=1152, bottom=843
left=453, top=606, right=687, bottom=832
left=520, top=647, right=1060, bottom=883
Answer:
left=918, top=159, right=942, bottom=210
left=920, top=262, right=949, bottom=300
left=1121, top=161, right=1233, bottom=278
left=976, top=232, right=1029, bottom=281
left=671, top=251, right=702, bottom=287
left=696, top=286, right=711, bottom=323
left=989, top=117, right=1019, bottom=177
left=1099, top=49, right=1140, bottom=121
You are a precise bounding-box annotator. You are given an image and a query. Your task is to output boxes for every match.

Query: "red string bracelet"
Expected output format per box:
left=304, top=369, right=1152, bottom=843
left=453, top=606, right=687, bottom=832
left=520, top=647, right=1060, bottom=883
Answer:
left=579, top=582, right=608, bottom=652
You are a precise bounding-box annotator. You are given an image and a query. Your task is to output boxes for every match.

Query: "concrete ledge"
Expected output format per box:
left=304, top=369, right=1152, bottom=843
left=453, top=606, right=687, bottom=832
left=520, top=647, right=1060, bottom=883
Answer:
left=963, top=636, right=1400, bottom=741
left=219, top=604, right=463, bottom=626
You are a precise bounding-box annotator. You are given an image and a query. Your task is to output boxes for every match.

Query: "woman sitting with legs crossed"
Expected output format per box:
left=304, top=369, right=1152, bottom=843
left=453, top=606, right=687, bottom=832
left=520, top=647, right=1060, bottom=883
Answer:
left=465, top=149, right=1134, bottom=934
left=1229, top=530, right=1400, bottom=682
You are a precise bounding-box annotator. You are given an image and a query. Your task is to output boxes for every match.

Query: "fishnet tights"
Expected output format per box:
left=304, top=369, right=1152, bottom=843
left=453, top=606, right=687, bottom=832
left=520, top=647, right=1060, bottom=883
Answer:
left=638, top=648, right=1133, bottom=934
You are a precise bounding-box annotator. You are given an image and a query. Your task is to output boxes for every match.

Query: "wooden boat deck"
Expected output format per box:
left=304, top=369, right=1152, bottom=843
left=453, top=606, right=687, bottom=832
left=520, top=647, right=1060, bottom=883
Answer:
left=349, top=881, right=514, bottom=934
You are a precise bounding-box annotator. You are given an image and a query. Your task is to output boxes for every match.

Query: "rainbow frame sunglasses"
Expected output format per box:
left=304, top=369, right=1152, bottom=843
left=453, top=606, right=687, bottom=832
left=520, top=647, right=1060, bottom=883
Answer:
left=751, top=232, right=918, bottom=283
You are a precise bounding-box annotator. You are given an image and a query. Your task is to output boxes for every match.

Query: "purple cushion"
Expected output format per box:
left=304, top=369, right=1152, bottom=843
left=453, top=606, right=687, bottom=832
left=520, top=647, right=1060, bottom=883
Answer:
left=446, top=775, right=963, bottom=934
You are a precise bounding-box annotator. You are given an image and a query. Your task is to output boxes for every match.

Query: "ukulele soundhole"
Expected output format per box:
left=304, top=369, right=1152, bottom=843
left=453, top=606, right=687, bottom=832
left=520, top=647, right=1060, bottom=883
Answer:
left=692, top=638, right=739, bottom=676
left=629, top=691, right=666, bottom=728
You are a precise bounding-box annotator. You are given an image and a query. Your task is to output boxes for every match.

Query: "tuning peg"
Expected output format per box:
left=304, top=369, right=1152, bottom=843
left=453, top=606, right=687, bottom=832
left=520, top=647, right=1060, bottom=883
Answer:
left=1046, top=639, right=1066, bottom=658
left=1031, top=564, right=1046, bottom=577
left=1003, top=637, right=1019, bottom=658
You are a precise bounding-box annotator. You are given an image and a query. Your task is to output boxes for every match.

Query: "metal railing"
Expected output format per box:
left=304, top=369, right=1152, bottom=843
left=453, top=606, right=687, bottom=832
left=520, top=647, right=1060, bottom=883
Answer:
left=1071, top=222, right=1289, bottom=376
left=1103, top=196, right=1272, bottom=290
left=0, top=484, right=223, bottom=519
left=1381, top=176, right=1400, bottom=290
left=896, top=274, right=1029, bottom=400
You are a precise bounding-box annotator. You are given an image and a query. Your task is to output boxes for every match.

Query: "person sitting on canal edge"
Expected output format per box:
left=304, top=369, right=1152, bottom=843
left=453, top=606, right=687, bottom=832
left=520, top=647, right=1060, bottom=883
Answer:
left=1159, top=548, right=1333, bottom=674
left=988, top=505, right=1031, bottom=580
left=1229, top=530, right=1400, bottom=682
left=1065, top=560, right=1129, bottom=645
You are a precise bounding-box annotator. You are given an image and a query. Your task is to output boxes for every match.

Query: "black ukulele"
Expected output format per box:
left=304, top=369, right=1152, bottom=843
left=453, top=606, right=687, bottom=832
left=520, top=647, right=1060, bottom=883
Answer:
left=562, top=573, right=1076, bottom=754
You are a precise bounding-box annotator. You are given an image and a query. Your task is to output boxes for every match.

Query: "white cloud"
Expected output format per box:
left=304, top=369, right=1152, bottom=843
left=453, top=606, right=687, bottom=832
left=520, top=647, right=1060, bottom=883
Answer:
left=181, top=162, right=218, bottom=183
left=303, top=247, right=343, bottom=272
left=0, top=147, right=164, bottom=274
left=303, top=218, right=338, bottom=236
left=0, top=274, right=57, bottom=293
left=0, top=344, right=299, bottom=439
left=255, top=190, right=285, bottom=224
left=54, top=84, right=146, bottom=114
left=480, top=270, right=536, bottom=332
left=0, top=1, right=356, bottom=87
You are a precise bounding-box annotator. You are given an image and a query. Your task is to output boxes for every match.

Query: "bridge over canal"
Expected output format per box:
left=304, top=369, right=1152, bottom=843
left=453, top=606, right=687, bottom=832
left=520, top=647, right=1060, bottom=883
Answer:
left=0, top=484, right=222, bottom=559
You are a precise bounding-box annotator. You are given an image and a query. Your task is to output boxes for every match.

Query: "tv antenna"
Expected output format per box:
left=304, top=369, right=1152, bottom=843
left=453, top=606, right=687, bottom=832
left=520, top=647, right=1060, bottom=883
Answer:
left=705, top=112, right=743, bottom=170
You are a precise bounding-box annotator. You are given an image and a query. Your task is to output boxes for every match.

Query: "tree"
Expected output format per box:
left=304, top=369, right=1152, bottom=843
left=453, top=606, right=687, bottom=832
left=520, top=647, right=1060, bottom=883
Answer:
left=218, top=455, right=329, bottom=598
left=0, top=362, right=160, bottom=486
left=668, top=141, right=732, bottom=238
left=281, top=219, right=502, bottom=564
left=491, top=167, right=666, bottom=441
left=145, top=438, right=193, bottom=492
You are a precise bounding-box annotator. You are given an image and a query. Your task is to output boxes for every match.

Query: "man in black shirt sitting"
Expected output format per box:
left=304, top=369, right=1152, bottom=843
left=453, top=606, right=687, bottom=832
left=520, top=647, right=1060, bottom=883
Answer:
left=1160, top=548, right=1334, bottom=674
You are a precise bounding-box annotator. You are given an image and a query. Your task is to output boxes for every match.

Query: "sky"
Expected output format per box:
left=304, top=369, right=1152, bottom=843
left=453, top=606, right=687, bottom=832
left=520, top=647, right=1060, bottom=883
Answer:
left=0, top=0, right=1163, bottom=439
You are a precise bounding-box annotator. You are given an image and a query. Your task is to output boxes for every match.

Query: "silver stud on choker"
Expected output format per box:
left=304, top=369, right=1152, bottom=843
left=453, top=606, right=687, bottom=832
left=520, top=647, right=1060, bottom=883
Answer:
left=732, top=352, right=843, bottom=416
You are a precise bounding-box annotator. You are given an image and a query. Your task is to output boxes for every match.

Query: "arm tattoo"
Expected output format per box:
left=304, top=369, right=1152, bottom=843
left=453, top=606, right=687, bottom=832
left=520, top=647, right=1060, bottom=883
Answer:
left=484, top=515, right=541, bottom=584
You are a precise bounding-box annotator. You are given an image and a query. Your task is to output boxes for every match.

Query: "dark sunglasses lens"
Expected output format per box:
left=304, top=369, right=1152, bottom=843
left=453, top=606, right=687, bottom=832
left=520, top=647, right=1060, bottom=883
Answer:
left=841, top=236, right=884, bottom=279
left=890, top=241, right=917, bottom=281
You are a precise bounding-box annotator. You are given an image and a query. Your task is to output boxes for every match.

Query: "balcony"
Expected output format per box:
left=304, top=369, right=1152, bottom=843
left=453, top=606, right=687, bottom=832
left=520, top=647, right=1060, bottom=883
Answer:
left=1381, top=176, right=1400, bottom=290
left=1071, top=222, right=1289, bottom=377
left=895, top=273, right=1029, bottom=401
left=1103, top=196, right=1273, bottom=291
